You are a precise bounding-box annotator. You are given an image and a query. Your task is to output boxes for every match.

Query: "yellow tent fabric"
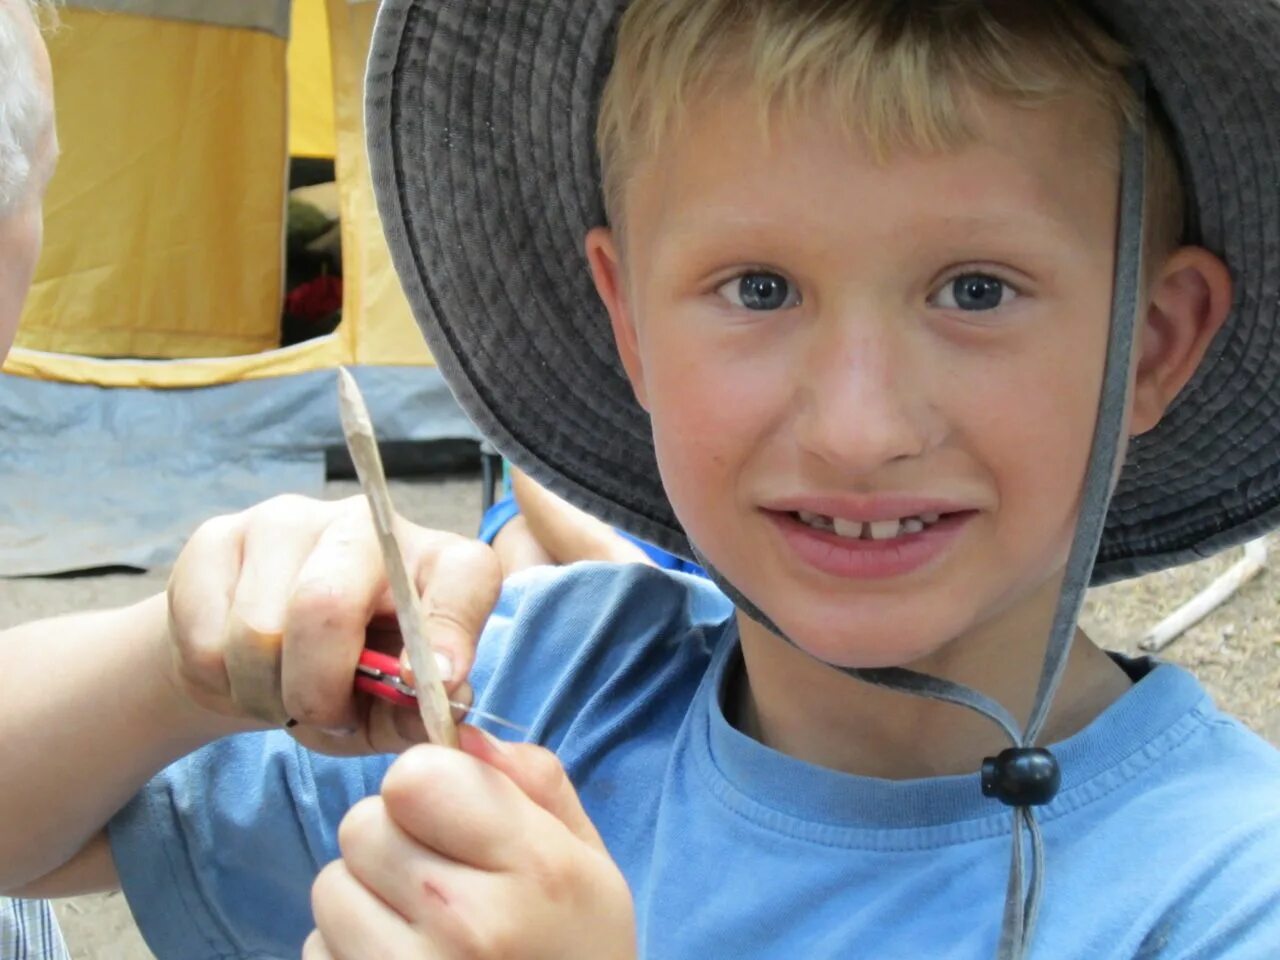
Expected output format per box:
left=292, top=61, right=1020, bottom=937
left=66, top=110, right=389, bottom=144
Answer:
left=3, top=0, right=433, bottom=389
left=14, top=9, right=287, bottom=360
left=289, top=0, right=336, bottom=159
left=328, top=0, right=427, bottom=367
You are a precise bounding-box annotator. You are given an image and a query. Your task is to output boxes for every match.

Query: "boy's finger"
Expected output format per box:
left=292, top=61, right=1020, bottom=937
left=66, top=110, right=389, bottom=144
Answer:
left=379, top=744, right=538, bottom=871
left=300, top=931, right=336, bottom=960
left=280, top=505, right=386, bottom=730
left=365, top=698, right=429, bottom=755
left=224, top=498, right=326, bottom=724
left=282, top=696, right=423, bottom=758
left=412, top=537, right=502, bottom=690
left=222, top=613, right=289, bottom=725
left=459, top=726, right=606, bottom=851
left=338, top=796, right=478, bottom=928
left=228, top=496, right=326, bottom=638
left=166, top=512, right=245, bottom=702
left=310, top=860, right=423, bottom=960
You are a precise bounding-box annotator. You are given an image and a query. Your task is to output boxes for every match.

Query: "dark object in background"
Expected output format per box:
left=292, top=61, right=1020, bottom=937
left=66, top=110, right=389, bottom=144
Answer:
left=326, top=439, right=483, bottom=480
left=283, top=187, right=344, bottom=348
left=290, top=157, right=337, bottom=190
left=282, top=274, right=343, bottom=347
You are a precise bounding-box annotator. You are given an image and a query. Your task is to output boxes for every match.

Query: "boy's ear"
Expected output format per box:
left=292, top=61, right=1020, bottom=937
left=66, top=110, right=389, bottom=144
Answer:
left=1130, top=246, right=1233, bottom=436
left=585, top=227, right=649, bottom=410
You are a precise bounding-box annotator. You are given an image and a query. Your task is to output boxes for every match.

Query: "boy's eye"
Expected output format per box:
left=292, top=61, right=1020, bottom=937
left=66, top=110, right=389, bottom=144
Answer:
left=717, top=271, right=801, bottom=311
left=933, top=273, right=1017, bottom=312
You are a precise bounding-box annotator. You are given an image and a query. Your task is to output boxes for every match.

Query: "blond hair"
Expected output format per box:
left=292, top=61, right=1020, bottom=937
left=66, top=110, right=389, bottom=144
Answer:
left=598, top=0, right=1183, bottom=261
left=0, top=0, right=56, bottom=216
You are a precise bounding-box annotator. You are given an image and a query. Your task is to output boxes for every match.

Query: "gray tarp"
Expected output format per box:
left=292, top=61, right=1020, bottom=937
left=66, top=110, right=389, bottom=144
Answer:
left=62, top=0, right=292, bottom=39
left=0, top=366, right=479, bottom=576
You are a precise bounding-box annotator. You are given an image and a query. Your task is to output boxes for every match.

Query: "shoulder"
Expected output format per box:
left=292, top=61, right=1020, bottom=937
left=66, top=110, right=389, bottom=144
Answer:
left=1075, top=668, right=1280, bottom=957
left=470, top=563, right=736, bottom=752
left=1142, top=677, right=1280, bottom=823
left=1066, top=662, right=1280, bottom=838
left=1127, top=723, right=1280, bottom=959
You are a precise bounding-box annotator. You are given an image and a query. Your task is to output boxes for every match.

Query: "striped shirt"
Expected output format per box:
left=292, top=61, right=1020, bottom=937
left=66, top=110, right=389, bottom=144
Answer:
left=0, top=897, right=69, bottom=960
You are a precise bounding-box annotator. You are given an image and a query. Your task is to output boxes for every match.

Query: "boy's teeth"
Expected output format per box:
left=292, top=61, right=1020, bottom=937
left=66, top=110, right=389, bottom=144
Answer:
left=868, top=520, right=900, bottom=541
left=796, top=510, right=943, bottom=538
left=798, top=510, right=833, bottom=531
left=833, top=518, right=864, bottom=538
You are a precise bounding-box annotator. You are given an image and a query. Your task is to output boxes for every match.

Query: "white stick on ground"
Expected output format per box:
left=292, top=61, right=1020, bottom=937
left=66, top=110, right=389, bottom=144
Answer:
left=1137, top=537, right=1269, bottom=653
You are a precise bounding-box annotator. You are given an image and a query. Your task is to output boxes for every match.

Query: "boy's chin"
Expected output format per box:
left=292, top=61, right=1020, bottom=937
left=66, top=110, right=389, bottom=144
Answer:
left=748, top=602, right=971, bottom=672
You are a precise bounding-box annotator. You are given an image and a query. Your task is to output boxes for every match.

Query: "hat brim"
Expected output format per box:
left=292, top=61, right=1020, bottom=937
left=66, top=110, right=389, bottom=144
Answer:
left=366, top=0, right=1280, bottom=584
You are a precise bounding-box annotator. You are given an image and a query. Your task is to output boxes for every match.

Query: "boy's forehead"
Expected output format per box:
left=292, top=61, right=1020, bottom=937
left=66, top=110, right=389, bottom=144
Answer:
left=624, top=85, right=1120, bottom=259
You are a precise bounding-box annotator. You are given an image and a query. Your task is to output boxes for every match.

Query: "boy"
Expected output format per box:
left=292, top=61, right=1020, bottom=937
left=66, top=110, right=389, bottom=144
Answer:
left=7, top=1, right=1280, bottom=958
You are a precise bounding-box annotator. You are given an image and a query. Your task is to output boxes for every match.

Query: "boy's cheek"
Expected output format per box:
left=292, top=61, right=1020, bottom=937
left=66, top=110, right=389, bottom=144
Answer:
left=648, top=365, right=770, bottom=474
left=978, top=391, right=1096, bottom=564
left=648, top=394, right=748, bottom=543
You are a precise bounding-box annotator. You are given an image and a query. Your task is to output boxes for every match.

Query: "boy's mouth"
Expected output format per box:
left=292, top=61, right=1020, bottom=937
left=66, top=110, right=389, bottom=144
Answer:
left=762, top=506, right=972, bottom=583
left=791, top=510, right=944, bottom=541
left=764, top=505, right=976, bottom=578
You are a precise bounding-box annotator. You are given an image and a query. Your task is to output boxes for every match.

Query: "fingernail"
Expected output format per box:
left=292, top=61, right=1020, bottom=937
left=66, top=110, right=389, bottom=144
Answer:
left=321, top=726, right=358, bottom=738
left=434, top=651, right=454, bottom=682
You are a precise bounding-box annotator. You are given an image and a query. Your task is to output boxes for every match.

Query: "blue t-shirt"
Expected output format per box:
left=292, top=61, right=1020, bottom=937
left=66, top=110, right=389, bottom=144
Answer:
left=109, top=565, right=1280, bottom=959
left=477, top=491, right=708, bottom=577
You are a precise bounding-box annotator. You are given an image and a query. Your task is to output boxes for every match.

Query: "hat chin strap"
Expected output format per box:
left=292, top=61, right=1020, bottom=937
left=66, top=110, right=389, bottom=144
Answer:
left=694, top=72, right=1148, bottom=960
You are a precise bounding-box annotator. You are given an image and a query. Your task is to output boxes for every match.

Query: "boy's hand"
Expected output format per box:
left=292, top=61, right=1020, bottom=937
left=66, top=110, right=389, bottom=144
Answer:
left=305, top=726, right=637, bottom=960
left=165, top=495, right=501, bottom=755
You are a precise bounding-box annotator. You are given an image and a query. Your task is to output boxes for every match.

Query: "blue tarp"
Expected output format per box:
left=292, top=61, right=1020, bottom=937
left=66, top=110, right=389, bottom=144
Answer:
left=0, top=366, right=479, bottom=576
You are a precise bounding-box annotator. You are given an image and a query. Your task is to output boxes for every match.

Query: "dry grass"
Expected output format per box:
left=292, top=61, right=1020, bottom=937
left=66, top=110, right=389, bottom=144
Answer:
left=1083, top=533, right=1280, bottom=742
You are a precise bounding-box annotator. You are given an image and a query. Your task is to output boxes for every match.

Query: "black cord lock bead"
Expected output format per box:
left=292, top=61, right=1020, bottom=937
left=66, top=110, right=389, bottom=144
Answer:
left=981, top=747, right=1061, bottom=806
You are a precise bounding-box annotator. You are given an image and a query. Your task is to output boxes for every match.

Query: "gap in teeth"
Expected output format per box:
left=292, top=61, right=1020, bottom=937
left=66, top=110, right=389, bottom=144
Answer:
left=796, top=511, right=940, bottom=539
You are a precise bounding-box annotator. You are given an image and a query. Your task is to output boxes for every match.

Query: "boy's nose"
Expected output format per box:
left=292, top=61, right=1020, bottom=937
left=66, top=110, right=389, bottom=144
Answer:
left=793, top=319, right=934, bottom=473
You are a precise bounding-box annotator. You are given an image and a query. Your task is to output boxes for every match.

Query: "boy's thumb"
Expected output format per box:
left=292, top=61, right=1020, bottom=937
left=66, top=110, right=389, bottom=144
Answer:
left=458, top=725, right=605, bottom=850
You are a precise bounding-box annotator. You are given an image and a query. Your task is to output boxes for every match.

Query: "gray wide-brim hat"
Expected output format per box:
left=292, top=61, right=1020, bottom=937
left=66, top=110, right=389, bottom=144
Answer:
left=366, top=0, right=1280, bottom=588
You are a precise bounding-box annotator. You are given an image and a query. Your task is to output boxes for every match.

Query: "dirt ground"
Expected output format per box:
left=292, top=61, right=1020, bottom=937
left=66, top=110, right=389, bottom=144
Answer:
left=3, top=477, right=1276, bottom=959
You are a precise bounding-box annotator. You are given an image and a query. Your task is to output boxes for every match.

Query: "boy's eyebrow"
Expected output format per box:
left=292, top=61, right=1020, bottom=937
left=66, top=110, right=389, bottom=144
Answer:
left=931, top=210, right=1090, bottom=239
left=655, top=204, right=1094, bottom=255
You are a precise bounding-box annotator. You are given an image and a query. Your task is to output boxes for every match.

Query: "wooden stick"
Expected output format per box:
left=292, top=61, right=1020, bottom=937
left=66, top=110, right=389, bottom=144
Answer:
left=1137, top=537, right=1269, bottom=653
left=337, top=368, right=459, bottom=748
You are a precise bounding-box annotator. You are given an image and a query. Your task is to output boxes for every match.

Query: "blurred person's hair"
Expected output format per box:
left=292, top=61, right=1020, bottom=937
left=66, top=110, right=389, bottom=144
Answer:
left=0, top=0, right=56, bottom=217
